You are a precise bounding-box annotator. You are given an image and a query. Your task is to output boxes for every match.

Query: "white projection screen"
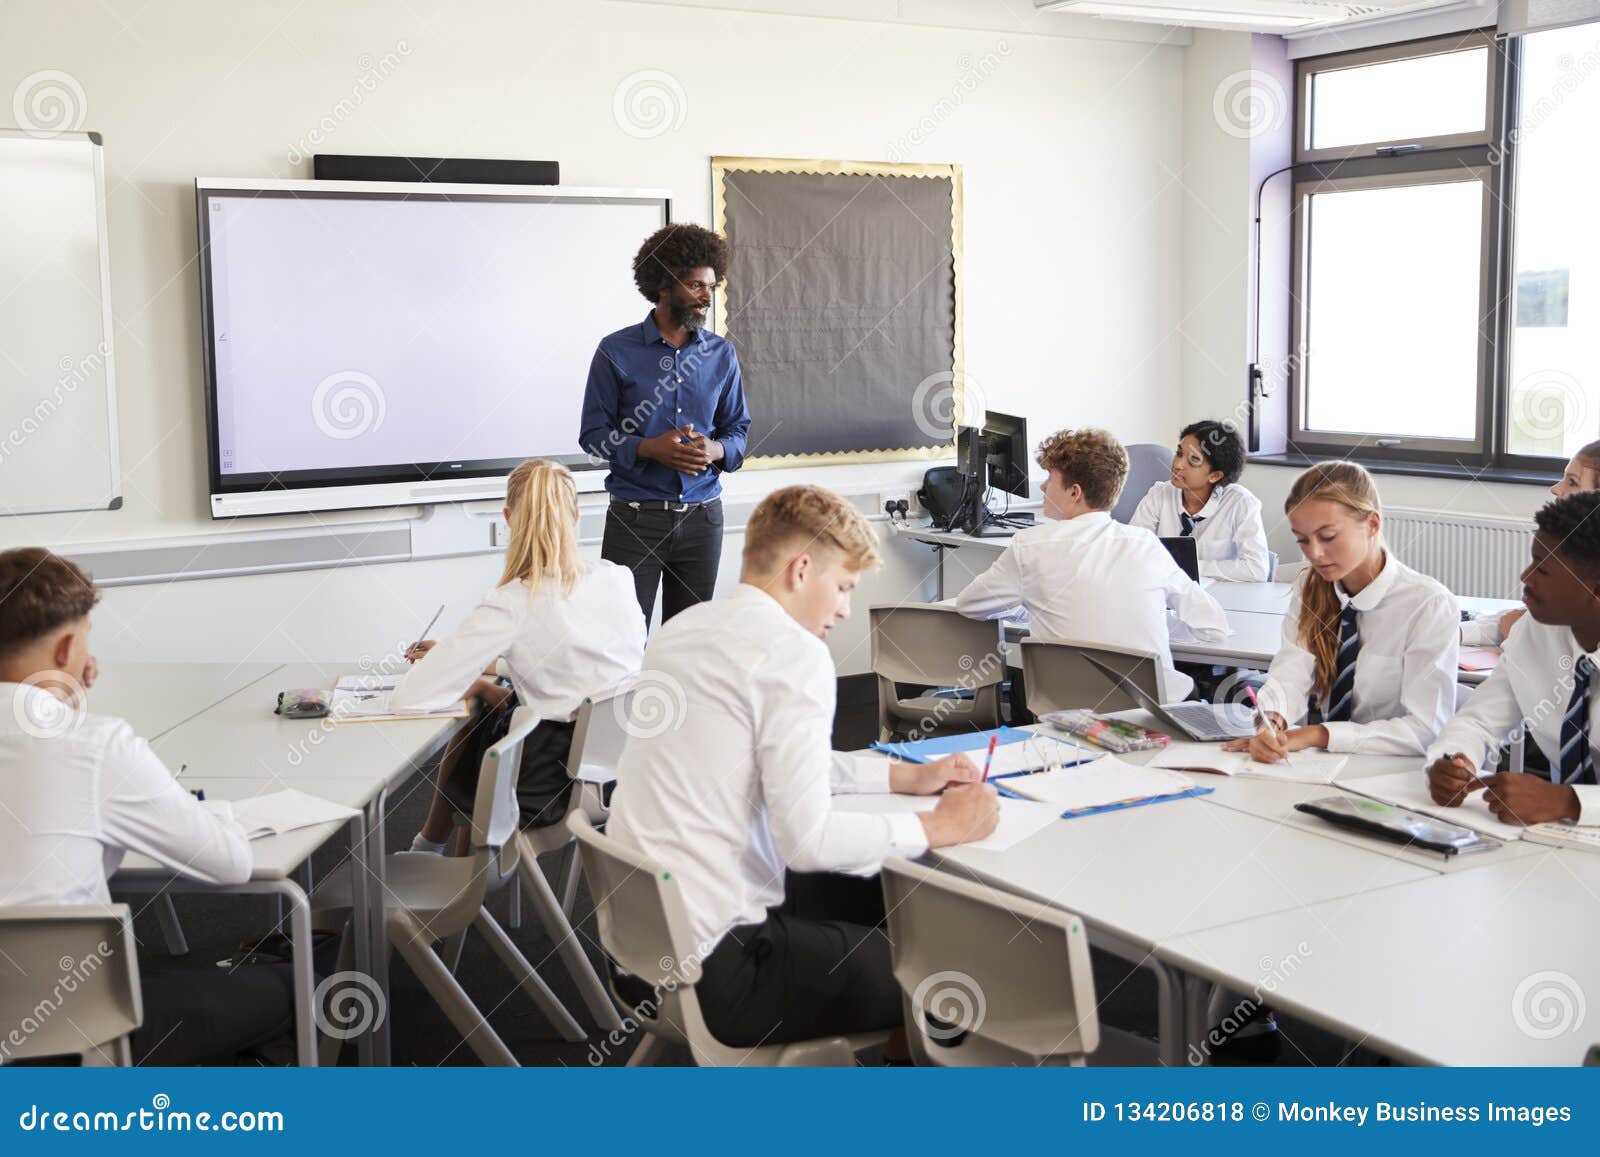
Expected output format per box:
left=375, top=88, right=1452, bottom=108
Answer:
left=196, top=179, right=669, bottom=516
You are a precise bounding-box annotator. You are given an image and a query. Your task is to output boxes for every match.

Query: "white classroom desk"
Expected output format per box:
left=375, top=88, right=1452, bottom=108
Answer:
left=90, top=660, right=283, bottom=740
left=114, top=660, right=463, bottom=1066
left=1159, top=848, right=1600, bottom=1065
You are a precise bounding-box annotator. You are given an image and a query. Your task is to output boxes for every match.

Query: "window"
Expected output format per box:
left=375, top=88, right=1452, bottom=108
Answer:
left=1284, top=23, right=1600, bottom=475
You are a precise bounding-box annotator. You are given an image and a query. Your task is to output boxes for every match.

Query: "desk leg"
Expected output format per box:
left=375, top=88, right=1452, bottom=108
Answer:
left=1182, top=972, right=1215, bottom=1067
left=936, top=544, right=946, bottom=602
left=1092, top=928, right=1187, bottom=1067
left=369, top=787, right=392, bottom=1066
left=347, top=808, right=374, bottom=1067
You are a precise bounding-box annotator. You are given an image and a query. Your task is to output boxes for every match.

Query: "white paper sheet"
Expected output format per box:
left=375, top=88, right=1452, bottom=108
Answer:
left=206, top=789, right=360, bottom=839
left=995, top=756, right=1198, bottom=812
left=1149, top=741, right=1349, bottom=785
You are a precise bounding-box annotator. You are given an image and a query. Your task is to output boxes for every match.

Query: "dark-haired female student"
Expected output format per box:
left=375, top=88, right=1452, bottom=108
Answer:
left=1224, top=460, right=1459, bottom=763
left=1130, top=420, right=1270, bottom=582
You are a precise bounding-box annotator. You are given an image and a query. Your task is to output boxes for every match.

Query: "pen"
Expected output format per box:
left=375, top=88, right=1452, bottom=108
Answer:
left=981, top=734, right=998, bottom=783
left=177, top=763, right=187, bottom=777
left=411, top=604, right=445, bottom=655
left=1244, top=685, right=1294, bottom=767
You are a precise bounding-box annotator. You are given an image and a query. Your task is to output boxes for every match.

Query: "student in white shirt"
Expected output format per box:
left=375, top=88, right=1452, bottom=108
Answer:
left=0, top=547, right=290, bottom=1065
left=394, top=459, right=646, bottom=851
left=607, top=484, right=998, bottom=1051
left=1461, top=439, right=1600, bottom=648
left=1428, top=492, right=1600, bottom=827
left=957, top=427, right=1228, bottom=707
left=1130, top=419, right=1271, bottom=582
left=1225, top=461, right=1458, bottom=762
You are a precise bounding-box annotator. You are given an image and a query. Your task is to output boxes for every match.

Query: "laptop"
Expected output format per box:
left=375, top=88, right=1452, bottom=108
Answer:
left=1159, top=535, right=1200, bottom=582
left=1082, top=653, right=1255, bottom=742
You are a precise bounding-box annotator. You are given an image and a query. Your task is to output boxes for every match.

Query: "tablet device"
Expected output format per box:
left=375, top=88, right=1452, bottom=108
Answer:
left=1159, top=535, right=1200, bottom=582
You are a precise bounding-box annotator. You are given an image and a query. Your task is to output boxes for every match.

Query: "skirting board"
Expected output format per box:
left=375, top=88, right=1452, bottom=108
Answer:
left=62, top=491, right=895, bottom=589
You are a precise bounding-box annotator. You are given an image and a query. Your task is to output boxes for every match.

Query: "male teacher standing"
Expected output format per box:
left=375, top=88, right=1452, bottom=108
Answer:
left=580, top=224, right=751, bottom=625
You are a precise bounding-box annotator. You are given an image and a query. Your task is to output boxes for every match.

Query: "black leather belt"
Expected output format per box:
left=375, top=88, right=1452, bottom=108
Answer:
left=613, top=498, right=715, bottom=513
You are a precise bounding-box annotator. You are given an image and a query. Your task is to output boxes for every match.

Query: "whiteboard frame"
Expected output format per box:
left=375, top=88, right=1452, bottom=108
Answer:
left=0, top=129, right=122, bottom=514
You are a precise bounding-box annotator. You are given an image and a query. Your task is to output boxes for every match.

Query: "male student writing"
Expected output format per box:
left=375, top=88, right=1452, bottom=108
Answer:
left=607, top=484, right=998, bottom=1051
left=1427, top=491, right=1600, bottom=826
left=0, top=547, right=292, bottom=1064
left=957, top=427, right=1228, bottom=714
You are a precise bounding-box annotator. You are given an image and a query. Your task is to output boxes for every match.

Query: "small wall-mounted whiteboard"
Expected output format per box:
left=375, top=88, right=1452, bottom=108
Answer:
left=0, top=130, right=121, bottom=514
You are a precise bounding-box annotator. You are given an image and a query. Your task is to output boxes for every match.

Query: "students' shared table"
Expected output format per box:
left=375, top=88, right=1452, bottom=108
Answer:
left=102, top=661, right=463, bottom=1067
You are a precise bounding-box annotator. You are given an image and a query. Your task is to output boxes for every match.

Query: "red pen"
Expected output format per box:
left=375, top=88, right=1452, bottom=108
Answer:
left=981, top=734, right=998, bottom=782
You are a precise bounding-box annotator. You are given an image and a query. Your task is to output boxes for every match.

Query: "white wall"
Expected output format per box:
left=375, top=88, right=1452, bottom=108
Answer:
left=0, top=0, right=1190, bottom=673
left=1177, top=30, right=1551, bottom=561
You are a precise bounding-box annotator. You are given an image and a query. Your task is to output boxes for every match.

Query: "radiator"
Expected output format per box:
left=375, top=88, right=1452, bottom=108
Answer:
left=1383, top=506, right=1535, bottom=600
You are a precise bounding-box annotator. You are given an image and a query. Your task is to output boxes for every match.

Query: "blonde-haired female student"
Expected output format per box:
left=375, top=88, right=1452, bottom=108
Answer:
left=393, top=459, right=646, bottom=851
left=1462, top=438, right=1600, bottom=648
left=1223, top=461, right=1459, bottom=763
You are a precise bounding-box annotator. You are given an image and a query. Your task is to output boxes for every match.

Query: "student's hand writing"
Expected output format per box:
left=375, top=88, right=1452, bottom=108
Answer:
left=640, top=424, right=710, bottom=474
left=1222, top=711, right=1286, bottom=752
left=404, top=640, right=436, bottom=663
left=1480, top=771, right=1581, bottom=826
left=919, top=783, right=1000, bottom=848
left=889, top=753, right=981, bottom=796
left=1427, top=753, right=1482, bottom=806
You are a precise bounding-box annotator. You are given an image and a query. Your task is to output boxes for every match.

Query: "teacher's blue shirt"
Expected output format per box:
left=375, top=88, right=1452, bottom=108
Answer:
left=579, top=312, right=751, bottom=503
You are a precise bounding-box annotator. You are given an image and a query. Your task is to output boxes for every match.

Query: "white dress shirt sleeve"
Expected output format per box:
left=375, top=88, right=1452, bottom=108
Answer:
left=1322, top=591, right=1460, bottom=755
left=1199, top=490, right=1272, bottom=583
left=756, top=654, right=928, bottom=873
left=1460, top=614, right=1507, bottom=648
left=1161, top=559, right=1228, bottom=645
left=1424, top=661, right=1522, bottom=772
left=1258, top=599, right=1317, bottom=726
left=390, top=590, right=519, bottom=713
left=97, top=723, right=252, bottom=885
left=1129, top=484, right=1163, bottom=533
left=830, top=752, right=895, bottom=794
left=1572, top=785, right=1600, bottom=826
left=955, top=541, right=1026, bottom=622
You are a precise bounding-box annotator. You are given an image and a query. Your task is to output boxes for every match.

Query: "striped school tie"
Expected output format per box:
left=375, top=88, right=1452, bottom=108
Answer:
left=1325, top=603, right=1360, bottom=723
left=1179, top=511, right=1206, bottom=536
left=1557, top=655, right=1597, bottom=787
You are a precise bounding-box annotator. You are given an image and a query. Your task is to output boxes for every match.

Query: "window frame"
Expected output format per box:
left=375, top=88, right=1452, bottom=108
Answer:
left=1282, top=29, right=1536, bottom=475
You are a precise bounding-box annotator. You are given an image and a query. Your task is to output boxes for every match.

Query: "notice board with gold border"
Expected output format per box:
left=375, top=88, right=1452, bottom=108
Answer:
left=710, top=157, right=965, bottom=468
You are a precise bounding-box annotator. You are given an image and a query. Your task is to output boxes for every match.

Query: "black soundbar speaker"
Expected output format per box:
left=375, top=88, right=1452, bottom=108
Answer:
left=312, top=154, right=559, bottom=185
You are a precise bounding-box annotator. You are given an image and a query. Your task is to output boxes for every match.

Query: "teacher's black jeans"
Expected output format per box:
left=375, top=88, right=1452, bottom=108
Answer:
left=602, top=498, right=723, bottom=626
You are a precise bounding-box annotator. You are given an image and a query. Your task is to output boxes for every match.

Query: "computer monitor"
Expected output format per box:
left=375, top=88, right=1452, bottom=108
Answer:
left=957, top=411, right=1030, bottom=500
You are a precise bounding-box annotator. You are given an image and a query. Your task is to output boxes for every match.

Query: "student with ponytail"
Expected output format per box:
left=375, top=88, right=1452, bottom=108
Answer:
left=1461, top=438, right=1600, bottom=648
left=1223, top=461, right=1459, bottom=763
left=393, top=459, right=646, bottom=851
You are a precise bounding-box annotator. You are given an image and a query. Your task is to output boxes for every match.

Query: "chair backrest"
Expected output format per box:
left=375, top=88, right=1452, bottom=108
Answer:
left=1021, top=636, right=1163, bottom=716
left=573, top=685, right=636, bottom=782
left=0, top=905, right=141, bottom=1065
left=470, top=706, right=544, bottom=852
left=1110, top=442, right=1172, bottom=524
left=869, top=604, right=1006, bottom=688
left=881, top=859, right=1099, bottom=1066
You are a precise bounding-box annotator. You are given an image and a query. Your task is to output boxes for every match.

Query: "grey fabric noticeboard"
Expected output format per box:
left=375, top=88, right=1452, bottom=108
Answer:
left=713, top=161, right=961, bottom=465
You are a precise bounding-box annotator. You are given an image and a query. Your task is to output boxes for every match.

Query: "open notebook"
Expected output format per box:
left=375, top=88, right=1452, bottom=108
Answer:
left=204, top=789, right=360, bottom=839
left=1149, top=741, right=1349, bottom=786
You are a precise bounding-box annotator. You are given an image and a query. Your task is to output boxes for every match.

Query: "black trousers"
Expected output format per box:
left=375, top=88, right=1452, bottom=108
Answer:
left=601, top=499, right=723, bottom=626
left=132, top=954, right=294, bottom=1066
left=614, top=871, right=902, bottom=1049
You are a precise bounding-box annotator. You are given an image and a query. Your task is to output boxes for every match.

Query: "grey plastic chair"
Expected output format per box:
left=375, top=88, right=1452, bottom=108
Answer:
left=0, top=904, right=141, bottom=1066
left=566, top=812, right=889, bottom=1067
left=870, top=604, right=1006, bottom=742
left=1020, top=636, right=1166, bottom=716
left=1110, top=442, right=1172, bottom=524
left=881, top=858, right=1099, bottom=1066
left=315, top=708, right=584, bottom=1066
left=508, top=689, right=633, bottom=1032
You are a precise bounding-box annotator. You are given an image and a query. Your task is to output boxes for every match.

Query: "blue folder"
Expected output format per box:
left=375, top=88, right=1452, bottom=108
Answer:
left=990, top=778, right=1214, bottom=819
left=870, top=726, right=1035, bottom=763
